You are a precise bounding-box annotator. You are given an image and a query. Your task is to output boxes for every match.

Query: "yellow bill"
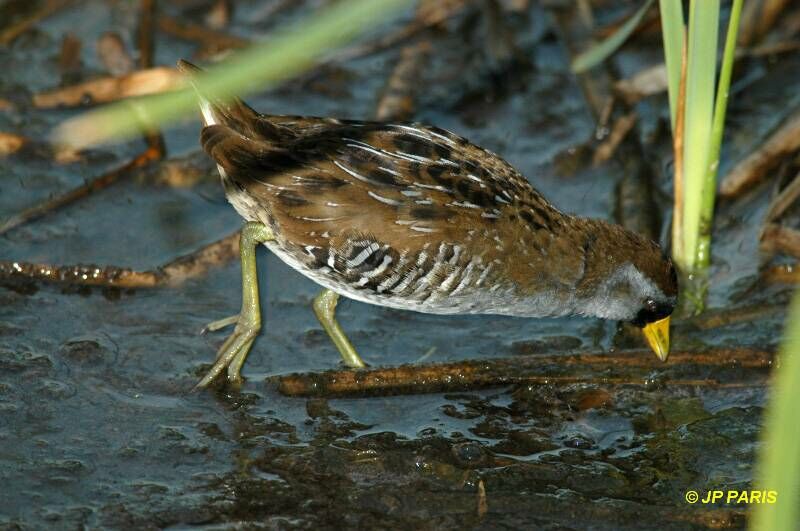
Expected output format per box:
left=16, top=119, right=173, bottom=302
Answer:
left=642, top=316, right=670, bottom=361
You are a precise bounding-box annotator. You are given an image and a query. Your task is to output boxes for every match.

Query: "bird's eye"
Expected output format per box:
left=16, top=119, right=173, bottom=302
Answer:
left=645, top=298, right=657, bottom=312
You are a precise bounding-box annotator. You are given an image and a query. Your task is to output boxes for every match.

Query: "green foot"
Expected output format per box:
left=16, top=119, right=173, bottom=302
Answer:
left=195, top=222, right=273, bottom=389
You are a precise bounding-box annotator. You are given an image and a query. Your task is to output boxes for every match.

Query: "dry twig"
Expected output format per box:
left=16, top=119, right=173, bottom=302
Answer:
left=592, top=112, right=637, bottom=166
left=32, top=67, right=184, bottom=108
left=763, top=171, right=800, bottom=223
left=762, top=263, right=800, bottom=284
left=375, top=40, right=432, bottom=121
left=137, top=0, right=167, bottom=156
left=719, top=108, right=800, bottom=198
left=332, top=0, right=472, bottom=65
left=550, top=2, right=661, bottom=242
left=0, top=131, right=80, bottom=162
left=614, top=40, right=800, bottom=106
left=0, top=146, right=161, bottom=235
left=738, top=0, right=793, bottom=47
left=205, top=0, right=231, bottom=30
left=0, top=0, right=73, bottom=46
left=157, top=15, right=248, bottom=52
left=0, top=132, right=26, bottom=156
left=58, top=33, right=82, bottom=78
left=761, top=223, right=800, bottom=259
left=96, top=32, right=135, bottom=76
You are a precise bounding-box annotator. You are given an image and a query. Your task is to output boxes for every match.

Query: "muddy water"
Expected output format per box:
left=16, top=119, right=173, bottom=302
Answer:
left=1, top=1, right=797, bottom=529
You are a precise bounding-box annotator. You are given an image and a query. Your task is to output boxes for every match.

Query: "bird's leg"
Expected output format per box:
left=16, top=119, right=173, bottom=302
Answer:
left=312, top=289, right=366, bottom=368
left=195, top=222, right=273, bottom=389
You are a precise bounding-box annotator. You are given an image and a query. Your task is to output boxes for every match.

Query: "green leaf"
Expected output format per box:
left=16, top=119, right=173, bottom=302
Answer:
left=695, top=0, right=743, bottom=269
left=658, top=0, right=685, bottom=132
left=571, top=0, right=655, bottom=74
left=679, top=0, right=719, bottom=272
left=751, top=292, right=800, bottom=530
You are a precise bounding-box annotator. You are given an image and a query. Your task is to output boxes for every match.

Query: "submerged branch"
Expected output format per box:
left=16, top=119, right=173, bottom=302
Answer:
left=719, top=108, right=800, bottom=198
left=375, top=40, right=432, bottom=121
left=762, top=263, right=800, bottom=284
left=273, top=348, right=772, bottom=397
left=0, top=230, right=239, bottom=289
left=761, top=223, right=800, bottom=259
left=0, top=146, right=162, bottom=236
left=0, top=0, right=73, bottom=45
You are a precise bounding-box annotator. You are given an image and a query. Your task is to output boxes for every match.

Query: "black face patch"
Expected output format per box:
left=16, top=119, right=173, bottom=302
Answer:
left=631, top=300, right=674, bottom=327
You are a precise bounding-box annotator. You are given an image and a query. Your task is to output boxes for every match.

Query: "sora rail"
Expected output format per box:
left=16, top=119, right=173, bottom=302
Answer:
left=178, top=61, right=677, bottom=389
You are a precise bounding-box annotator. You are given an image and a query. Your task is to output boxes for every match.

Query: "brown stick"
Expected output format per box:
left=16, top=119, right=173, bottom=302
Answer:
left=137, top=0, right=167, bottom=158
left=0, top=131, right=81, bottom=163
left=762, top=263, right=800, bottom=284
left=592, top=112, right=637, bottom=166
left=375, top=40, right=432, bottom=121
left=0, top=146, right=161, bottom=235
left=0, top=132, right=26, bottom=156
left=272, top=347, right=773, bottom=397
left=138, top=0, right=156, bottom=69
left=760, top=223, right=800, bottom=258
left=549, top=2, right=661, bottom=242
left=0, top=0, right=73, bottom=45
left=719, top=109, right=800, bottom=198
left=613, top=41, right=800, bottom=106
left=32, top=67, right=184, bottom=108
left=157, top=15, right=248, bottom=51
left=332, top=0, right=472, bottom=65
left=0, top=230, right=239, bottom=288
left=763, top=171, right=800, bottom=223
left=97, top=32, right=135, bottom=76
left=151, top=150, right=214, bottom=188
left=738, top=0, right=792, bottom=47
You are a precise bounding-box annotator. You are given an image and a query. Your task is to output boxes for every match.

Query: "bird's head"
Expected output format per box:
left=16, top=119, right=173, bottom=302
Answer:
left=576, top=221, right=678, bottom=361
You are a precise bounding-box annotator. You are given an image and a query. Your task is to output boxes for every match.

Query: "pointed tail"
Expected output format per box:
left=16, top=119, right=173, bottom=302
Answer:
left=177, top=59, right=259, bottom=129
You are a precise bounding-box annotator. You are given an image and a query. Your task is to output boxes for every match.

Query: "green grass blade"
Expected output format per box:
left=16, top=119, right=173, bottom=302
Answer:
left=53, top=0, right=413, bottom=148
left=695, top=0, right=743, bottom=269
left=679, top=0, right=719, bottom=272
left=658, top=0, right=685, bottom=132
left=571, top=0, right=655, bottom=74
left=750, top=291, right=800, bottom=530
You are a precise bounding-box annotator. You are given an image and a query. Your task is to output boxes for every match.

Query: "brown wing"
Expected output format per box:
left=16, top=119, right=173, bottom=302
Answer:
left=202, top=118, right=572, bottom=298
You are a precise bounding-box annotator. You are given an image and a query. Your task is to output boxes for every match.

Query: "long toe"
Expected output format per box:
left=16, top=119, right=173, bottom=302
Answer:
left=194, top=325, right=258, bottom=390
left=202, top=314, right=240, bottom=334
